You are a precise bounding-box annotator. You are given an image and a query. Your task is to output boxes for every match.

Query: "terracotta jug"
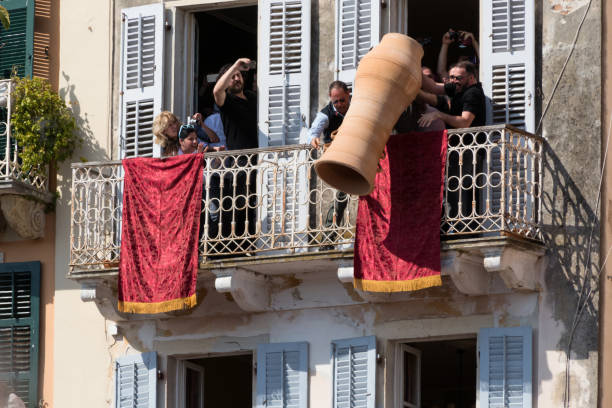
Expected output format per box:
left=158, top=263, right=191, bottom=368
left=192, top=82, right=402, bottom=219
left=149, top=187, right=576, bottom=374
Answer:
left=314, top=33, right=423, bottom=195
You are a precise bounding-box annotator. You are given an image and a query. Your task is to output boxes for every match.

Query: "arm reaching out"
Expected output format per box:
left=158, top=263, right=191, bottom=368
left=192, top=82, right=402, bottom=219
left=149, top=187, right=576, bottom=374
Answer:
left=213, top=57, right=251, bottom=107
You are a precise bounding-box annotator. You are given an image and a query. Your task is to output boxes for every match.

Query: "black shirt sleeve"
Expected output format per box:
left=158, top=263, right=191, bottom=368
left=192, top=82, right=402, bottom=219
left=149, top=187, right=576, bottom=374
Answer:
left=461, top=87, right=485, bottom=116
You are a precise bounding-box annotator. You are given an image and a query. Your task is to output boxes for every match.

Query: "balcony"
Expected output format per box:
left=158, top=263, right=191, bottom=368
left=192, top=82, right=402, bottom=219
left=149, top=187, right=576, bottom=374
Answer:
left=0, top=79, right=53, bottom=239
left=69, top=125, right=546, bottom=312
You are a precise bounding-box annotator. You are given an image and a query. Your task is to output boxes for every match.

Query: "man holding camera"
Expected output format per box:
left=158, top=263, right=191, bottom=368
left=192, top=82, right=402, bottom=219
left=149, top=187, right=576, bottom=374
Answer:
left=437, top=29, right=480, bottom=82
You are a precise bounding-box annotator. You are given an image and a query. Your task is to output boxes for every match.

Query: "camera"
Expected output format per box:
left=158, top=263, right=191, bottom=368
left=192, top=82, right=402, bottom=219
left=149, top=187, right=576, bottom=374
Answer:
left=449, top=30, right=460, bottom=41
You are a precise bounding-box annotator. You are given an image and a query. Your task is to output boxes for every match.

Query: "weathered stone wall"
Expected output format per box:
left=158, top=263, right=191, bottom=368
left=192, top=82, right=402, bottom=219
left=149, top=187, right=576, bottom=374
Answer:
left=538, top=0, right=601, bottom=406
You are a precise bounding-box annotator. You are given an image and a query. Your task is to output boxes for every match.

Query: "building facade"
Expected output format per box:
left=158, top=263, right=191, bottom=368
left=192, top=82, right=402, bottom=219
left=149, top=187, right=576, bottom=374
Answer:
left=20, top=0, right=604, bottom=407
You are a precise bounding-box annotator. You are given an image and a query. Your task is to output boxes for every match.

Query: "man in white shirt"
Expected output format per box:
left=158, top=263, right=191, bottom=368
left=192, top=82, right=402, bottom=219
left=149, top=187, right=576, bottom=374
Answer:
left=309, top=81, right=352, bottom=248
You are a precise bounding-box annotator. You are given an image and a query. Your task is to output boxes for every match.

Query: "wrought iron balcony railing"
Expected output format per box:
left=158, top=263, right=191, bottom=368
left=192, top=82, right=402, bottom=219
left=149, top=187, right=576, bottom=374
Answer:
left=69, top=125, right=542, bottom=274
left=0, top=79, right=49, bottom=198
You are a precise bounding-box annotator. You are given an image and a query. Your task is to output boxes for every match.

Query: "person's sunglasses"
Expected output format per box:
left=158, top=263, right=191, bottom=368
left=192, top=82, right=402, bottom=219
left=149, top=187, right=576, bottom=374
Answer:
left=178, top=124, right=196, bottom=139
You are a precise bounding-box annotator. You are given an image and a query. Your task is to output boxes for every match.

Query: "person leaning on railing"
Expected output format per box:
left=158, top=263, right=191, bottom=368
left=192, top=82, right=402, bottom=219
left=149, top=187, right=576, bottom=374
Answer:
left=418, top=61, right=485, bottom=130
left=307, top=80, right=352, bottom=249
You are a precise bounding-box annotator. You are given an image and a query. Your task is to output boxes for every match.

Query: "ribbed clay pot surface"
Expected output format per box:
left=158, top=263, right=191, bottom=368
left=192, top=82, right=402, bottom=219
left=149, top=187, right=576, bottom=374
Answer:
left=315, top=33, right=423, bottom=196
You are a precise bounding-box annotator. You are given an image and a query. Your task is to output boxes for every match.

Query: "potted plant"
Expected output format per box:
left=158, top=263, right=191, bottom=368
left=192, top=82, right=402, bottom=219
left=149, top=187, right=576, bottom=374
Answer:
left=11, top=76, right=79, bottom=176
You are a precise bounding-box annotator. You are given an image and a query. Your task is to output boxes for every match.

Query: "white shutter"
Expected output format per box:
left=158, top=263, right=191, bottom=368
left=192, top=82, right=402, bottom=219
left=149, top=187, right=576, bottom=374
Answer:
left=481, top=0, right=534, bottom=131
left=332, top=336, right=376, bottom=408
left=256, top=342, right=308, bottom=408
left=258, top=0, right=311, bottom=243
left=258, top=0, right=310, bottom=147
left=334, top=0, right=380, bottom=86
left=115, top=352, right=157, bottom=408
left=120, top=4, right=164, bottom=158
left=478, top=327, right=532, bottom=408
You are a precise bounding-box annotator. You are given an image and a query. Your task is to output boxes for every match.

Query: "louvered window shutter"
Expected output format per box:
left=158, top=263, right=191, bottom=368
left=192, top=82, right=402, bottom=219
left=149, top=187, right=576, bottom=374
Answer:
left=481, top=0, right=535, bottom=131
left=119, top=4, right=164, bottom=158
left=332, top=336, right=376, bottom=408
left=478, top=326, right=532, bottom=408
left=115, top=352, right=157, bottom=408
left=0, top=261, right=40, bottom=408
left=0, top=0, right=34, bottom=79
left=258, top=0, right=311, bottom=147
left=334, top=0, right=380, bottom=86
left=256, top=342, right=308, bottom=408
left=258, top=0, right=311, bottom=240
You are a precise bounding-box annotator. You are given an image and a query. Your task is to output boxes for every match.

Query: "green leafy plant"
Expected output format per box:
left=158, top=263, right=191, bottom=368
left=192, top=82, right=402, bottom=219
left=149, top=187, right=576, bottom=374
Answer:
left=0, top=6, right=9, bottom=30
left=11, top=77, right=79, bottom=174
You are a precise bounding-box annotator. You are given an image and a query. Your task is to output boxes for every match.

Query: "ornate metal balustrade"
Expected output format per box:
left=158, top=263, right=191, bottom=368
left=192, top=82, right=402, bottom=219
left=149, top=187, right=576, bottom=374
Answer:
left=0, top=79, right=49, bottom=196
left=69, top=125, right=542, bottom=274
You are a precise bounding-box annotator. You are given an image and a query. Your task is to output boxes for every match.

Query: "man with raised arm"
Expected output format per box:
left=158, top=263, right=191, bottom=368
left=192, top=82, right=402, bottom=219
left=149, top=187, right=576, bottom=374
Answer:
left=213, top=57, right=258, bottom=150
left=212, top=58, right=258, bottom=253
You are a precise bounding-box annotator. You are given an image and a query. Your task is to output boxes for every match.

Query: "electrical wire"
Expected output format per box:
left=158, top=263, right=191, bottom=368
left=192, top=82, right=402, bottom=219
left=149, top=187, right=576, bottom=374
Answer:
left=535, top=0, right=593, bottom=136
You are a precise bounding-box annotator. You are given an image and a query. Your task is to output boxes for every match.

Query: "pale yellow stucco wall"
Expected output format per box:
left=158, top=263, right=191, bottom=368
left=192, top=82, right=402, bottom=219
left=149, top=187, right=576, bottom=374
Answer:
left=54, top=0, right=113, bottom=407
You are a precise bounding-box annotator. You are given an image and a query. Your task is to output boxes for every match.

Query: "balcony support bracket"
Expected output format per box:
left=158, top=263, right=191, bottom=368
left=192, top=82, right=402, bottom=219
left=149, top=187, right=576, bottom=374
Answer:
left=483, top=245, right=544, bottom=291
left=213, top=268, right=270, bottom=312
left=442, top=250, right=491, bottom=295
left=0, top=194, right=45, bottom=239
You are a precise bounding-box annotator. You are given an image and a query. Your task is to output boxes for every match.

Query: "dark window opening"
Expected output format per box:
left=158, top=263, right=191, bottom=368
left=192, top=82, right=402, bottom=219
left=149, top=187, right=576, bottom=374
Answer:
left=406, top=338, right=477, bottom=408
left=194, top=6, right=257, bottom=115
left=185, top=353, right=253, bottom=408
left=407, top=0, right=479, bottom=77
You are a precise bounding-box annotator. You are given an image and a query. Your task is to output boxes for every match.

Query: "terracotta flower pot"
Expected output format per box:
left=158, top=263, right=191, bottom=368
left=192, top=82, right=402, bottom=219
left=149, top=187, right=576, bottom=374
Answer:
left=314, top=33, right=423, bottom=195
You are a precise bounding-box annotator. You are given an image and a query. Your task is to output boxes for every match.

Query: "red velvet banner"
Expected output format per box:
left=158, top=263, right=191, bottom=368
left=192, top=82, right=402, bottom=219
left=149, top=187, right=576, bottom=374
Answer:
left=354, top=131, right=447, bottom=292
left=118, top=154, right=204, bottom=313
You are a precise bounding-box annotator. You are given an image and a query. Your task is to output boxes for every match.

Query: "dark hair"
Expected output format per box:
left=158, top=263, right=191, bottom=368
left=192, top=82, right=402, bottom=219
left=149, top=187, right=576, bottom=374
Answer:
left=218, top=63, right=233, bottom=79
left=179, top=124, right=196, bottom=140
left=450, top=61, right=477, bottom=78
left=328, top=80, right=349, bottom=94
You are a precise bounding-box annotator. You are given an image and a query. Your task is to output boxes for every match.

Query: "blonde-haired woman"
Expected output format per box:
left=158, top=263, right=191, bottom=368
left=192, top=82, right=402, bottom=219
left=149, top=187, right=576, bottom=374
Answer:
left=153, top=111, right=180, bottom=157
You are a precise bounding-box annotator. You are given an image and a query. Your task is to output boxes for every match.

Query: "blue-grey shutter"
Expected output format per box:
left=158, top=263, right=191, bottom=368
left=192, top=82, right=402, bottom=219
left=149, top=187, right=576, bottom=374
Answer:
left=115, top=352, right=157, bottom=408
left=332, top=336, right=376, bottom=408
left=256, top=342, right=308, bottom=408
left=0, top=261, right=40, bottom=408
left=479, top=326, right=532, bottom=408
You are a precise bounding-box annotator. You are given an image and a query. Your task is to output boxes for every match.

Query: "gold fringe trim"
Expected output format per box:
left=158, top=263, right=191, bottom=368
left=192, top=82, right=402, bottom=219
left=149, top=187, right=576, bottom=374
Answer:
left=118, top=293, right=197, bottom=314
left=354, top=274, right=442, bottom=293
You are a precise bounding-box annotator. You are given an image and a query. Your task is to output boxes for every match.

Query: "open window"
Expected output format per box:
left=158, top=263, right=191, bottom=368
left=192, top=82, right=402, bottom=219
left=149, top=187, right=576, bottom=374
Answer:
left=397, top=338, right=477, bottom=408
left=178, top=353, right=253, bottom=408
left=399, top=0, right=534, bottom=131
left=396, top=328, right=532, bottom=408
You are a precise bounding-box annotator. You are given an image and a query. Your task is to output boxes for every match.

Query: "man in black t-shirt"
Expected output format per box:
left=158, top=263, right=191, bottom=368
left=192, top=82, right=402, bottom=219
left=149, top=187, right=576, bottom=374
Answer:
left=212, top=58, right=258, bottom=253
left=213, top=58, right=258, bottom=150
left=418, top=61, right=485, bottom=129
left=419, top=61, right=486, bottom=224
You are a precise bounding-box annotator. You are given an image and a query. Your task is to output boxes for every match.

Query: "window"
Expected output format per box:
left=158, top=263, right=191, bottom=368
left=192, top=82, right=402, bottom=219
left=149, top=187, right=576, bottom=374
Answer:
left=0, top=261, right=40, bottom=408
left=396, top=0, right=535, bottom=131
left=395, top=328, right=532, bottom=408
left=178, top=353, right=253, bottom=408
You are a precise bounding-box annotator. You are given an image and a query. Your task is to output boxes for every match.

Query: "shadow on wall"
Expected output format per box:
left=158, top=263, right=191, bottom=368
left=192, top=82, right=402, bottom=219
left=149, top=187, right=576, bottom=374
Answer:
left=54, top=70, right=110, bottom=291
left=541, top=141, right=599, bottom=360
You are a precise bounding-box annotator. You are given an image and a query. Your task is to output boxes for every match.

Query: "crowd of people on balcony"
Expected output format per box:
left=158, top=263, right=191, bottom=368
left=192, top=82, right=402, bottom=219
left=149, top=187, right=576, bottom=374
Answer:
left=147, top=29, right=482, bottom=251
left=395, top=29, right=484, bottom=132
